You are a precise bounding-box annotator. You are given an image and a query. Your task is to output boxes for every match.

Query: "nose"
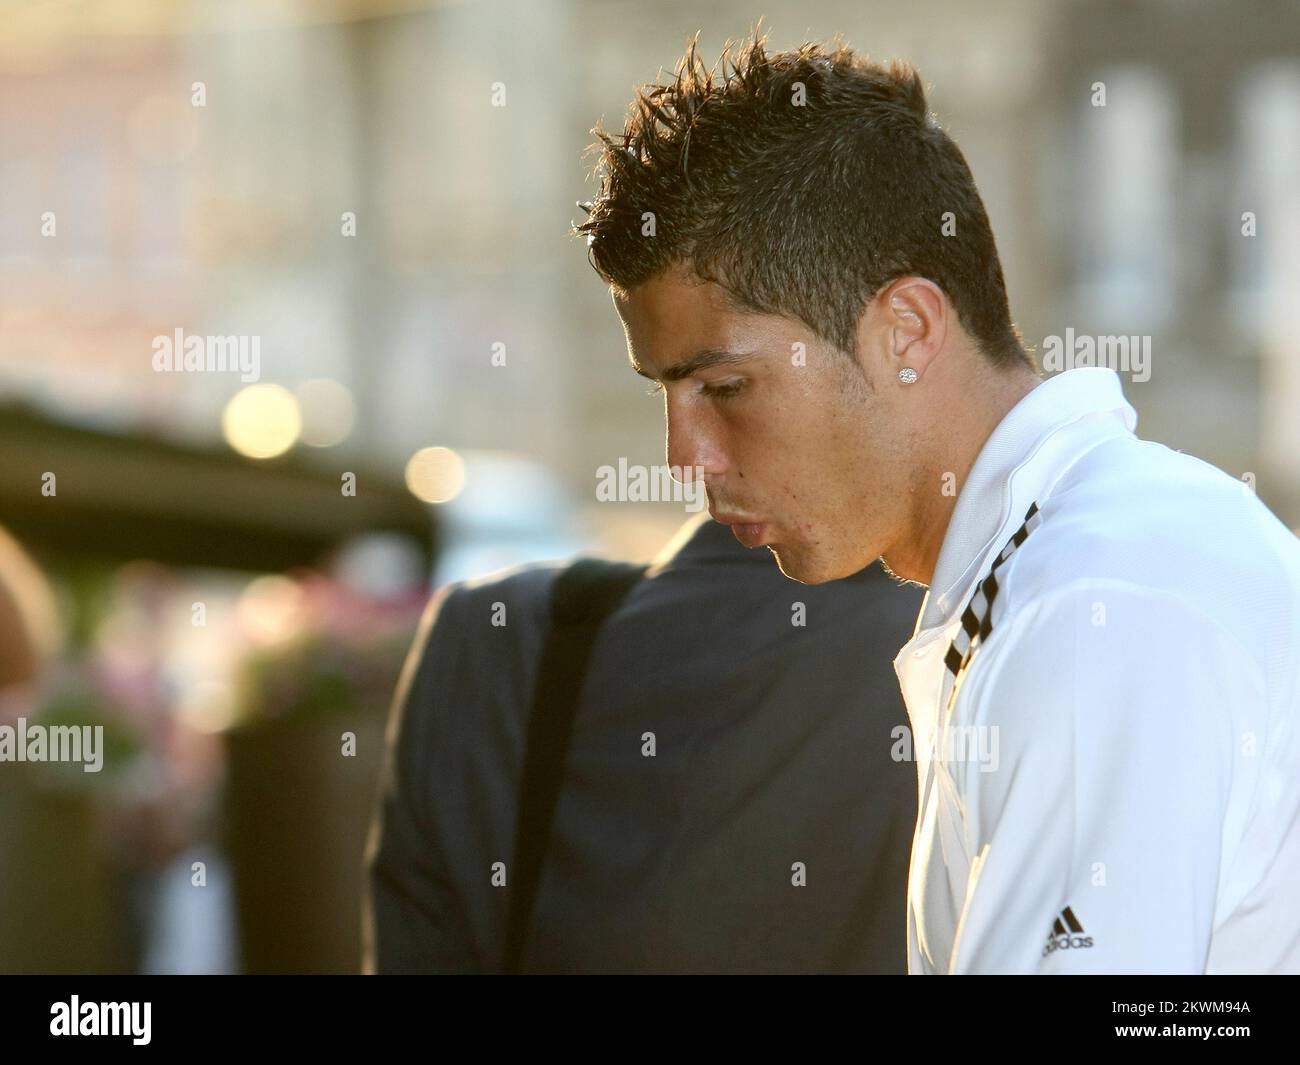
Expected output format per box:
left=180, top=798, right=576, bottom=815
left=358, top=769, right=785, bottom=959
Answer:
left=665, top=391, right=726, bottom=487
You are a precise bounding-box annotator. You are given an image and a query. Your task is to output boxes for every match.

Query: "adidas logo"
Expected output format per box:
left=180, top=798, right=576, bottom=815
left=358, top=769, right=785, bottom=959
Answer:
left=1042, top=905, right=1094, bottom=956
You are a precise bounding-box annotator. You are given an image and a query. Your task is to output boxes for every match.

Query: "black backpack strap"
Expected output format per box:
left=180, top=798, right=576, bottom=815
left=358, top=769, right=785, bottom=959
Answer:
left=501, top=558, right=648, bottom=973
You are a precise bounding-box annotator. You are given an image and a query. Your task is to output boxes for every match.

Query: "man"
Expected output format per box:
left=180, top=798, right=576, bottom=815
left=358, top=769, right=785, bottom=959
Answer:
left=365, top=514, right=921, bottom=973
left=579, top=31, right=1300, bottom=973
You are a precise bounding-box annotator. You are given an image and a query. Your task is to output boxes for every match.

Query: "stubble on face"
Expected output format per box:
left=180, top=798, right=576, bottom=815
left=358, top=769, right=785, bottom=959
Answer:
left=613, top=268, right=916, bottom=585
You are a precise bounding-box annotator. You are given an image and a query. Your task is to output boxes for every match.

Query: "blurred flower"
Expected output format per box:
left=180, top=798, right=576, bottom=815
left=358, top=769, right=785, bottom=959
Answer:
left=232, top=573, right=424, bottom=727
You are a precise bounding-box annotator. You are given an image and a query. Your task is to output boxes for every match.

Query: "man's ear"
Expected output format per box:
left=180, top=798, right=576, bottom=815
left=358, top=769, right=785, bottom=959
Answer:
left=860, top=276, right=948, bottom=384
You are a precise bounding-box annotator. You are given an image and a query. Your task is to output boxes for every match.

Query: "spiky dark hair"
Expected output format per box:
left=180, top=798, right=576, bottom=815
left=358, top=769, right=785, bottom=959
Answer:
left=575, top=26, right=1030, bottom=369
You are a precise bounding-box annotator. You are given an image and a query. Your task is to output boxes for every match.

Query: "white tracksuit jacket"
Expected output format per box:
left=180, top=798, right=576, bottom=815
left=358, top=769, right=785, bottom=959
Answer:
left=894, top=367, right=1300, bottom=974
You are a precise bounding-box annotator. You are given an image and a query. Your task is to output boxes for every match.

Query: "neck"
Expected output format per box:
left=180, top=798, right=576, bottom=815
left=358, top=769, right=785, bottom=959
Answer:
left=884, top=364, right=1040, bottom=586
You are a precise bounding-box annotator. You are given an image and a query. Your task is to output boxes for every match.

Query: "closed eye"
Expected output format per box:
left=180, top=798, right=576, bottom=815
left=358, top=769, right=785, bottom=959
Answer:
left=701, top=379, right=745, bottom=400
left=644, top=379, right=745, bottom=399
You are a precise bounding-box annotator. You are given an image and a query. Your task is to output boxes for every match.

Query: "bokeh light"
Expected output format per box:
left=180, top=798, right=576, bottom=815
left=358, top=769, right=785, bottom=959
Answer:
left=222, top=384, right=302, bottom=460
left=236, top=574, right=306, bottom=645
left=295, top=378, right=356, bottom=448
left=404, top=446, right=466, bottom=504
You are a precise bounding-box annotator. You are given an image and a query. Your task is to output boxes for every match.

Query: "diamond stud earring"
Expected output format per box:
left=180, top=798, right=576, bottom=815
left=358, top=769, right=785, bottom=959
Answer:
left=898, top=367, right=918, bottom=384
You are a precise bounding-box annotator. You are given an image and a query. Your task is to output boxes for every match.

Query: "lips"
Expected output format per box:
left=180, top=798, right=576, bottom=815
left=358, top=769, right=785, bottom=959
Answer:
left=710, top=509, right=770, bottom=547
left=728, top=522, right=769, bottom=548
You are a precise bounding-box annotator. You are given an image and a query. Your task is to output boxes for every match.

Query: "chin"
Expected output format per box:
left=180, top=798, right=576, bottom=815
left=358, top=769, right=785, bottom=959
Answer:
left=769, top=547, right=836, bottom=585
left=772, top=545, right=875, bottom=585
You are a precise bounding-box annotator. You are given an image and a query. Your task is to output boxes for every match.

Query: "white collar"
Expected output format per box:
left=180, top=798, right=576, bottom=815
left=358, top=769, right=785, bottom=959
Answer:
left=916, top=367, right=1138, bottom=631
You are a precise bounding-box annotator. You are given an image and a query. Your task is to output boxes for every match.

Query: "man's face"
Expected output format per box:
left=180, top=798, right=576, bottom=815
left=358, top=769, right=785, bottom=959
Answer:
left=613, top=266, right=920, bottom=584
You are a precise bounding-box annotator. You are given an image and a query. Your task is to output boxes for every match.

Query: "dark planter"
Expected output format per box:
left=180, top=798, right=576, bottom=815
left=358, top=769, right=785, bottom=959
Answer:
left=0, top=764, right=120, bottom=973
left=223, top=704, right=388, bottom=974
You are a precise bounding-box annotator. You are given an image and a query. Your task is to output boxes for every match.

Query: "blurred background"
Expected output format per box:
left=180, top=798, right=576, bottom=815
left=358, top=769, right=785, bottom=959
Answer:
left=0, top=0, right=1296, bottom=973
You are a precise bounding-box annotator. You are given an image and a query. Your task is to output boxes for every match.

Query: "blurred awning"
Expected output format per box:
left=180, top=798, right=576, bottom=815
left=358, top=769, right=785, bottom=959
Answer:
left=0, top=404, right=435, bottom=573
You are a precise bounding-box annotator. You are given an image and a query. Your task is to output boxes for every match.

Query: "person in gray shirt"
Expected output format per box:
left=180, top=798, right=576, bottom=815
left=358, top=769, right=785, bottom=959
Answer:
left=364, top=513, right=921, bottom=973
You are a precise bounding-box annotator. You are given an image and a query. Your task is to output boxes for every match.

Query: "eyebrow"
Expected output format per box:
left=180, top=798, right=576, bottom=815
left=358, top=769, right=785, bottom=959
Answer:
left=631, top=347, right=756, bottom=383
